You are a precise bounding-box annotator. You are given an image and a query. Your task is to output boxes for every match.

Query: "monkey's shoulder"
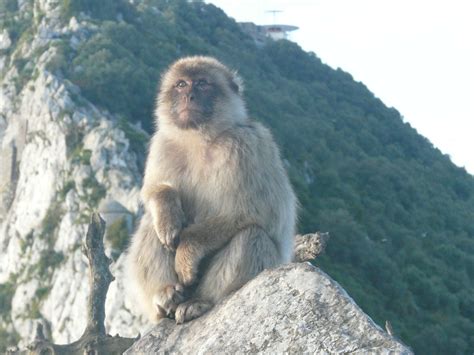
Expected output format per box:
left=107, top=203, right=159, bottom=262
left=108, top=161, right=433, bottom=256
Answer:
left=209, top=121, right=285, bottom=184
left=230, top=120, right=280, bottom=158
left=234, top=120, right=272, bottom=137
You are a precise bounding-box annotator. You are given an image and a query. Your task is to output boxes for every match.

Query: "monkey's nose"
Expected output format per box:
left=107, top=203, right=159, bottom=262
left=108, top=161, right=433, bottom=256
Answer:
left=184, top=94, right=194, bottom=104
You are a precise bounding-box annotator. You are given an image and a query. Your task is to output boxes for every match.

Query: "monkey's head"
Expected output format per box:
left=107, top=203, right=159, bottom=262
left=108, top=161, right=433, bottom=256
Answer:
left=156, top=56, right=246, bottom=134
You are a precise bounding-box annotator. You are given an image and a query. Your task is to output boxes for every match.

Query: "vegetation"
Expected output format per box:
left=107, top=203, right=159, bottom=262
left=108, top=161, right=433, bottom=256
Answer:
left=0, top=281, right=15, bottom=314
left=0, top=281, right=18, bottom=352
left=0, top=0, right=31, bottom=51
left=71, top=146, right=92, bottom=165
left=0, top=0, right=19, bottom=13
left=59, top=180, right=76, bottom=199
left=39, top=202, right=64, bottom=241
left=82, top=175, right=106, bottom=208
left=0, top=326, right=20, bottom=353
left=1, top=1, right=473, bottom=353
left=118, top=117, right=149, bottom=165
left=37, top=250, right=65, bottom=276
left=60, top=0, right=134, bottom=21
left=106, top=217, right=130, bottom=259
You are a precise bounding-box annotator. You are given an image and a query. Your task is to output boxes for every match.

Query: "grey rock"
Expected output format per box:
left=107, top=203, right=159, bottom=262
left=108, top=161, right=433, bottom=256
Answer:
left=0, top=30, right=12, bottom=50
left=126, top=263, right=412, bottom=354
left=0, top=1, right=143, bottom=345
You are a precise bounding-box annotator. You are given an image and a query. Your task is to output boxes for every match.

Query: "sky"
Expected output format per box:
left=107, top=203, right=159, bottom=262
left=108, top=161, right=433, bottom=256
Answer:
left=207, top=0, right=474, bottom=175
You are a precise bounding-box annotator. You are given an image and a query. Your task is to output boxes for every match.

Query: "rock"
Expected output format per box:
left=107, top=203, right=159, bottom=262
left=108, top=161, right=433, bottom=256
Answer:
left=0, top=30, right=12, bottom=50
left=0, top=1, right=142, bottom=345
left=126, top=263, right=412, bottom=354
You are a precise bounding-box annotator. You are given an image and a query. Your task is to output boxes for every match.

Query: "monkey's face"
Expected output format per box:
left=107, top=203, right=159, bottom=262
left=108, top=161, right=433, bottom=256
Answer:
left=157, top=57, right=246, bottom=132
left=169, top=74, right=219, bottom=129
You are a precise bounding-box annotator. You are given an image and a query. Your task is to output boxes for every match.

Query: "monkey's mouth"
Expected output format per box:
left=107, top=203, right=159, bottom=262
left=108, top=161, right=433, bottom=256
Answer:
left=178, top=108, right=202, bottom=121
left=176, top=108, right=210, bottom=128
left=179, top=107, right=203, bottom=115
left=178, top=107, right=209, bottom=124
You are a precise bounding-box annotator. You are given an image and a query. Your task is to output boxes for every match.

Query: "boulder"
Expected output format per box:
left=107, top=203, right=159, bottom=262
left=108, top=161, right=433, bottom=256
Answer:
left=126, top=263, right=412, bottom=354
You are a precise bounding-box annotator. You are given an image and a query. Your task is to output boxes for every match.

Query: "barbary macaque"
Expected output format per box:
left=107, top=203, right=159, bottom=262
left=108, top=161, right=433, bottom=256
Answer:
left=125, top=56, right=297, bottom=324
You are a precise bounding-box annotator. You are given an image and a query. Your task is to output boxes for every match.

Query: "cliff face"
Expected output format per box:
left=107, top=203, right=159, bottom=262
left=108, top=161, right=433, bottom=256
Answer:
left=0, top=0, right=145, bottom=346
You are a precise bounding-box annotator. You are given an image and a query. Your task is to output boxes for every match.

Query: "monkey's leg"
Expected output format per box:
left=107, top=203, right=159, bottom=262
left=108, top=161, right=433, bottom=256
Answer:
left=127, top=214, right=186, bottom=322
left=175, top=217, right=249, bottom=286
left=175, top=226, right=279, bottom=323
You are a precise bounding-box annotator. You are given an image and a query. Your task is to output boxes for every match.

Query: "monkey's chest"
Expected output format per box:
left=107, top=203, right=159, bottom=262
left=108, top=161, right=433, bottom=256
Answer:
left=177, top=148, right=239, bottom=221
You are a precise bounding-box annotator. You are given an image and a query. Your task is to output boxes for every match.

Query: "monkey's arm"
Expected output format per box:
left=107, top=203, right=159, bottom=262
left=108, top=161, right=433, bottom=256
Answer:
left=145, top=183, right=186, bottom=251
left=175, top=217, right=255, bottom=286
left=140, top=136, right=186, bottom=250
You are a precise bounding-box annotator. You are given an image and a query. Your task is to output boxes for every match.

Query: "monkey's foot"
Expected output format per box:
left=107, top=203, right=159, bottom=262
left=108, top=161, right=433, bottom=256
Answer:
left=152, top=284, right=186, bottom=319
left=175, top=299, right=212, bottom=324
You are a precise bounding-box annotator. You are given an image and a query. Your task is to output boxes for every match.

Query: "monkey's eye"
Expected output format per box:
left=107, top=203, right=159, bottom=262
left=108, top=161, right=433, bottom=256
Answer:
left=176, top=80, right=188, bottom=88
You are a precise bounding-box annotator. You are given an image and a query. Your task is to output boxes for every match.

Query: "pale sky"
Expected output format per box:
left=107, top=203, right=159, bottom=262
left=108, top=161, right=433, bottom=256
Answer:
left=207, top=0, right=474, bottom=175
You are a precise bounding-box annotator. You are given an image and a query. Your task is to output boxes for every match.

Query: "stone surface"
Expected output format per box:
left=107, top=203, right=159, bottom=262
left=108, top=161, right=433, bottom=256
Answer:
left=126, top=263, right=412, bottom=354
left=0, top=0, right=145, bottom=347
left=0, top=29, right=12, bottom=50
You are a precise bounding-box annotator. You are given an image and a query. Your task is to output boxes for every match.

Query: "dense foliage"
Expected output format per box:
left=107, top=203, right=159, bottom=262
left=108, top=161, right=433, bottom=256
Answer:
left=3, top=0, right=474, bottom=353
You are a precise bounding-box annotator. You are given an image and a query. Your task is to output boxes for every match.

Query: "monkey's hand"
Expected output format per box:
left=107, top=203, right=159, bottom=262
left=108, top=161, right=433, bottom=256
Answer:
left=175, top=229, right=203, bottom=286
left=150, top=187, right=186, bottom=251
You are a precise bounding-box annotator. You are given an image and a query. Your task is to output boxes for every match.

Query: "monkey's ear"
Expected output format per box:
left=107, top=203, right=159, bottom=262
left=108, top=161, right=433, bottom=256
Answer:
left=229, top=71, right=244, bottom=95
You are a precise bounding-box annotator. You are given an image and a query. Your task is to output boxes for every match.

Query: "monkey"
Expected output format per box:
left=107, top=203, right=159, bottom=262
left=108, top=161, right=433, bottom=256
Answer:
left=125, top=56, right=297, bottom=324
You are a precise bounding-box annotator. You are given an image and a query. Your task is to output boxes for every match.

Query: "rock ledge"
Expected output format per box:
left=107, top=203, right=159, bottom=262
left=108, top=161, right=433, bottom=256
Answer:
left=126, top=263, right=412, bottom=354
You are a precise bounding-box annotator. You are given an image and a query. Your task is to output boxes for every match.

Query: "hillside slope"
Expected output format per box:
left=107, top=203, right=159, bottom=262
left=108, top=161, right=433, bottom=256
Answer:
left=1, top=0, right=473, bottom=353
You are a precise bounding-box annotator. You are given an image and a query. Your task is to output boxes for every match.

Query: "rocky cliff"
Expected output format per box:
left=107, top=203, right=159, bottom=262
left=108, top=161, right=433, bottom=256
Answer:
left=0, top=0, right=146, bottom=347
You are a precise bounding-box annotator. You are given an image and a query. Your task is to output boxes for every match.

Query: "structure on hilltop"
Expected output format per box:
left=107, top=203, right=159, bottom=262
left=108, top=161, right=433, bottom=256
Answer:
left=238, top=22, right=299, bottom=45
left=261, top=24, right=299, bottom=40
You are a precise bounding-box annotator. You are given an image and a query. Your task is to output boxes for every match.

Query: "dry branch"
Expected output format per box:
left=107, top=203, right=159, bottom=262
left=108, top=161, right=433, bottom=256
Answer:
left=23, top=213, right=137, bottom=355
left=293, top=232, right=330, bottom=262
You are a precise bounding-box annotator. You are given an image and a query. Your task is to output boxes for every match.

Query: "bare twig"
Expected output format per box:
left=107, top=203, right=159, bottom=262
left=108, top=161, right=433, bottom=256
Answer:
left=385, top=321, right=394, bottom=336
left=293, top=232, right=330, bottom=262
left=83, top=213, right=113, bottom=337
left=23, top=213, right=137, bottom=355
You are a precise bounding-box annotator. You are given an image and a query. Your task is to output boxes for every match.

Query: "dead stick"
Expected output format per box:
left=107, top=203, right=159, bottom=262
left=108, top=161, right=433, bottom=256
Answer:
left=293, top=232, right=330, bottom=262
left=83, top=213, right=113, bottom=336
left=21, top=213, right=136, bottom=355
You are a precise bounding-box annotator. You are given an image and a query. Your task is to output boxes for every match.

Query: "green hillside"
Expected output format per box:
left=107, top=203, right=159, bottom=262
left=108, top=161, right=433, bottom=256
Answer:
left=3, top=0, right=474, bottom=353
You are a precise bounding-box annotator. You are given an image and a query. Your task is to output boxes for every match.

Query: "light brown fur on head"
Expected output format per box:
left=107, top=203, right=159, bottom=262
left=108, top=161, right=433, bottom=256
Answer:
left=125, top=56, right=297, bottom=324
left=156, top=56, right=246, bottom=136
left=160, top=56, right=244, bottom=96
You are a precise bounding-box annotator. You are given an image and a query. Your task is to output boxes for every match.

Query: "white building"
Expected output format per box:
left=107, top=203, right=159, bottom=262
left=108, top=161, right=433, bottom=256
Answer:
left=261, top=24, right=299, bottom=41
